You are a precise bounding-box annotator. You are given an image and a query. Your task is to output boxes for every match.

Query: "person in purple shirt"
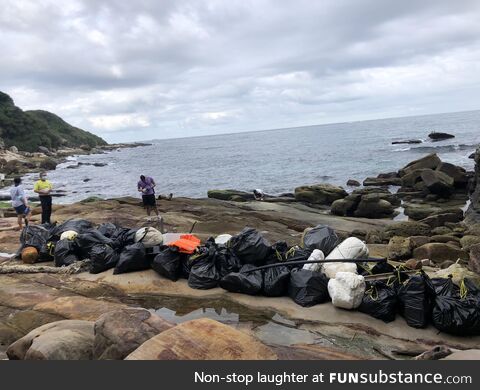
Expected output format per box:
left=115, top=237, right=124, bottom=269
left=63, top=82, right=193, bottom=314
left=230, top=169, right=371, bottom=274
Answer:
left=137, top=175, right=161, bottom=222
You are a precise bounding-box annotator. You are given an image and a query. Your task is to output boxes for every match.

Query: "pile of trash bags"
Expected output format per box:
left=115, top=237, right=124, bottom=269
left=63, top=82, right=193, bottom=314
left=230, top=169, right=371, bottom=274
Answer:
left=17, top=221, right=480, bottom=336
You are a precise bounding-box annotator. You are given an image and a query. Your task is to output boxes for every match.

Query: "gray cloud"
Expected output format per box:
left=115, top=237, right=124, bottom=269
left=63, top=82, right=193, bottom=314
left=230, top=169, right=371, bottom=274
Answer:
left=1, top=0, right=480, bottom=142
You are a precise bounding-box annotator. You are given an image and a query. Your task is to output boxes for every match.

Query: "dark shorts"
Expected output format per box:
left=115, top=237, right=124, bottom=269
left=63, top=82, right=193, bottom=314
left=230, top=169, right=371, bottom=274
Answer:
left=142, top=194, right=156, bottom=207
left=14, top=204, right=30, bottom=215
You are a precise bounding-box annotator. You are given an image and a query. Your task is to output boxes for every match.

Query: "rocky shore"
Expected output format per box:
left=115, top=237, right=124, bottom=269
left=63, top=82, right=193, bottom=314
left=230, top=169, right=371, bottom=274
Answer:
left=1, top=148, right=480, bottom=361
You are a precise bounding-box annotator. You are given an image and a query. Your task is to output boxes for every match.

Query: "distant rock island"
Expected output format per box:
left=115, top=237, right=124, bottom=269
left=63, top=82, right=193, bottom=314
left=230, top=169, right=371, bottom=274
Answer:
left=0, top=91, right=107, bottom=152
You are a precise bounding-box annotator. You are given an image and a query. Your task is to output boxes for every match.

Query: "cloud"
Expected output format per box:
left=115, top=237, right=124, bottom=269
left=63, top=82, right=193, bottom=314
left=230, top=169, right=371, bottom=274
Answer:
left=1, top=0, right=480, bottom=142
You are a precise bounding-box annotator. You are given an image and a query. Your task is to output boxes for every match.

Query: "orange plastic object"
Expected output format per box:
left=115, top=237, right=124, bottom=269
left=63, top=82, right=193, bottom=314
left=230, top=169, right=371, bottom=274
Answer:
left=168, top=234, right=201, bottom=254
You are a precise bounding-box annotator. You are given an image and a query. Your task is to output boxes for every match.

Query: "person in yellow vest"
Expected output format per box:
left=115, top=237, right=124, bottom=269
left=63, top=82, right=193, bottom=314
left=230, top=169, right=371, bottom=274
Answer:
left=34, top=172, right=53, bottom=224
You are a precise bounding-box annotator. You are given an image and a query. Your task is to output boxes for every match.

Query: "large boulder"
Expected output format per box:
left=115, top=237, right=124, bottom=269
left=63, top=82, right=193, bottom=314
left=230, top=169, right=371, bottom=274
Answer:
left=404, top=205, right=463, bottom=221
left=420, top=169, right=454, bottom=196
left=353, top=195, right=394, bottom=219
left=387, top=236, right=413, bottom=260
left=399, top=153, right=441, bottom=177
left=94, top=308, right=174, bottom=360
left=434, top=263, right=480, bottom=287
left=125, top=318, right=277, bottom=360
left=207, top=190, right=254, bottom=202
left=428, top=131, right=455, bottom=141
left=401, top=169, right=429, bottom=188
left=294, top=184, right=347, bottom=205
left=331, top=198, right=357, bottom=216
left=7, top=320, right=94, bottom=360
left=383, top=221, right=432, bottom=239
left=413, top=243, right=469, bottom=264
left=436, top=162, right=468, bottom=188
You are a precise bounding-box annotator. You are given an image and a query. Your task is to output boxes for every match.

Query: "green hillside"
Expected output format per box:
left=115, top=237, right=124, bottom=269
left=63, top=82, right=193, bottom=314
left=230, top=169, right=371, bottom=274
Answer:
left=0, top=91, right=107, bottom=152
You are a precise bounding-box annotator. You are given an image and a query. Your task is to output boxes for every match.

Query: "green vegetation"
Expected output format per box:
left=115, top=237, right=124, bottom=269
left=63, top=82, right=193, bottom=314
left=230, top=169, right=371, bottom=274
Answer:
left=0, top=91, right=107, bottom=152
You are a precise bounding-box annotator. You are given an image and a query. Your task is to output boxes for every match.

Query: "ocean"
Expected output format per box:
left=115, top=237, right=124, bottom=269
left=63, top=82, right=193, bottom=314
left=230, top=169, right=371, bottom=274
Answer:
left=7, top=110, right=480, bottom=204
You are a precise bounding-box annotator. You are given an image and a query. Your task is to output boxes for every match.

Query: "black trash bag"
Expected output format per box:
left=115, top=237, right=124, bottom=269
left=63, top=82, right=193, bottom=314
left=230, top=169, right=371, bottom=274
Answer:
left=54, top=239, right=79, bottom=267
left=219, top=264, right=263, bottom=295
left=371, top=261, right=396, bottom=275
left=18, top=225, right=50, bottom=254
left=288, top=269, right=329, bottom=307
left=112, top=228, right=138, bottom=250
left=431, top=277, right=459, bottom=297
left=38, top=241, right=55, bottom=261
left=75, top=230, right=114, bottom=259
left=215, top=246, right=242, bottom=278
left=266, top=241, right=289, bottom=263
left=356, top=263, right=371, bottom=276
left=113, top=242, right=149, bottom=274
left=358, top=281, right=397, bottom=323
left=302, top=224, right=339, bottom=255
left=97, top=223, right=119, bottom=238
left=151, top=246, right=185, bottom=281
left=397, top=271, right=435, bottom=328
left=50, top=219, right=93, bottom=240
left=263, top=265, right=290, bottom=297
left=432, top=278, right=480, bottom=336
left=282, top=246, right=312, bottom=270
left=89, top=244, right=120, bottom=274
left=228, top=227, right=270, bottom=265
left=188, top=246, right=221, bottom=290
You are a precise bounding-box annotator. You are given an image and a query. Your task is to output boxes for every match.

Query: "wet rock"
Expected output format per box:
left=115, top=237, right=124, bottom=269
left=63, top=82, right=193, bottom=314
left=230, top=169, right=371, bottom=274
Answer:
left=431, top=235, right=460, bottom=244
left=436, top=162, right=468, bottom=188
left=420, top=169, right=454, bottom=197
left=460, top=235, right=480, bottom=251
left=469, top=152, right=475, bottom=159
left=439, top=260, right=455, bottom=269
left=428, top=131, right=455, bottom=141
left=294, top=184, right=347, bottom=205
left=354, top=196, right=394, bottom=219
left=413, top=243, right=469, bottom=264
left=465, top=148, right=480, bottom=225
left=392, top=139, right=422, bottom=145
left=405, top=259, right=422, bottom=270
left=383, top=221, right=432, bottom=239
left=469, top=243, right=480, bottom=274
left=363, top=177, right=402, bottom=186
left=94, top=308, right=174, bottom=360
left=7, top=320, right=94, bottom=360
left=387, top=236, right=413, bottom=260
left=401, top=169, right=428, bottom=188
left=207, top=190, right=254, bottom=202
left=431, top=226, right=452, bottom=235
left=346, top=179, right=360, bottom=187
left=331, top=198, right=357, bottom=216
left=409, top=236, right=431, bottom=248
left=399, top=153, right=441, bottom=177
left=125, top=318, right=277, bottom=360
left=419, top=211, right=463, bottom=229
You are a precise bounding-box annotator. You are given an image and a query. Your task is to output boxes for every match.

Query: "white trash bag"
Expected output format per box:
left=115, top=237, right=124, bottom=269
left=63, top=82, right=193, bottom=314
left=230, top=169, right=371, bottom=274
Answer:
left=215, top=234, right=232, bottom=246
left=328, top=271, right=366, bottom=309
left=302, top=249, right=325, bottom=272
left=322, top=237, right=369, bottom=279
left=134, top=227, right=163, bottom=248
left=60, top=230, right=78, bottom=241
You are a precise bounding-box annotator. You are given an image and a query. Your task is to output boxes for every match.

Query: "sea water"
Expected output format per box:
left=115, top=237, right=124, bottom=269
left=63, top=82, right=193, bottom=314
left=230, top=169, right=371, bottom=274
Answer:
left=4, top=109, right=479, bottom=203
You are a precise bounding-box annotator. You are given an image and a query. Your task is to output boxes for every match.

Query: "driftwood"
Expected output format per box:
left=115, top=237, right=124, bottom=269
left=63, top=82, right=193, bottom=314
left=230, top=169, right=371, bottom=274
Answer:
left=0, top=259, right=90, bottom=275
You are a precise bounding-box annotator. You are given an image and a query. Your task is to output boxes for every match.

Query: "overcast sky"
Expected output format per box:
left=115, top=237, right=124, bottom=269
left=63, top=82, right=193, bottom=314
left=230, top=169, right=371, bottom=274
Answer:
left=1, top=0, right=480, bottom=142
